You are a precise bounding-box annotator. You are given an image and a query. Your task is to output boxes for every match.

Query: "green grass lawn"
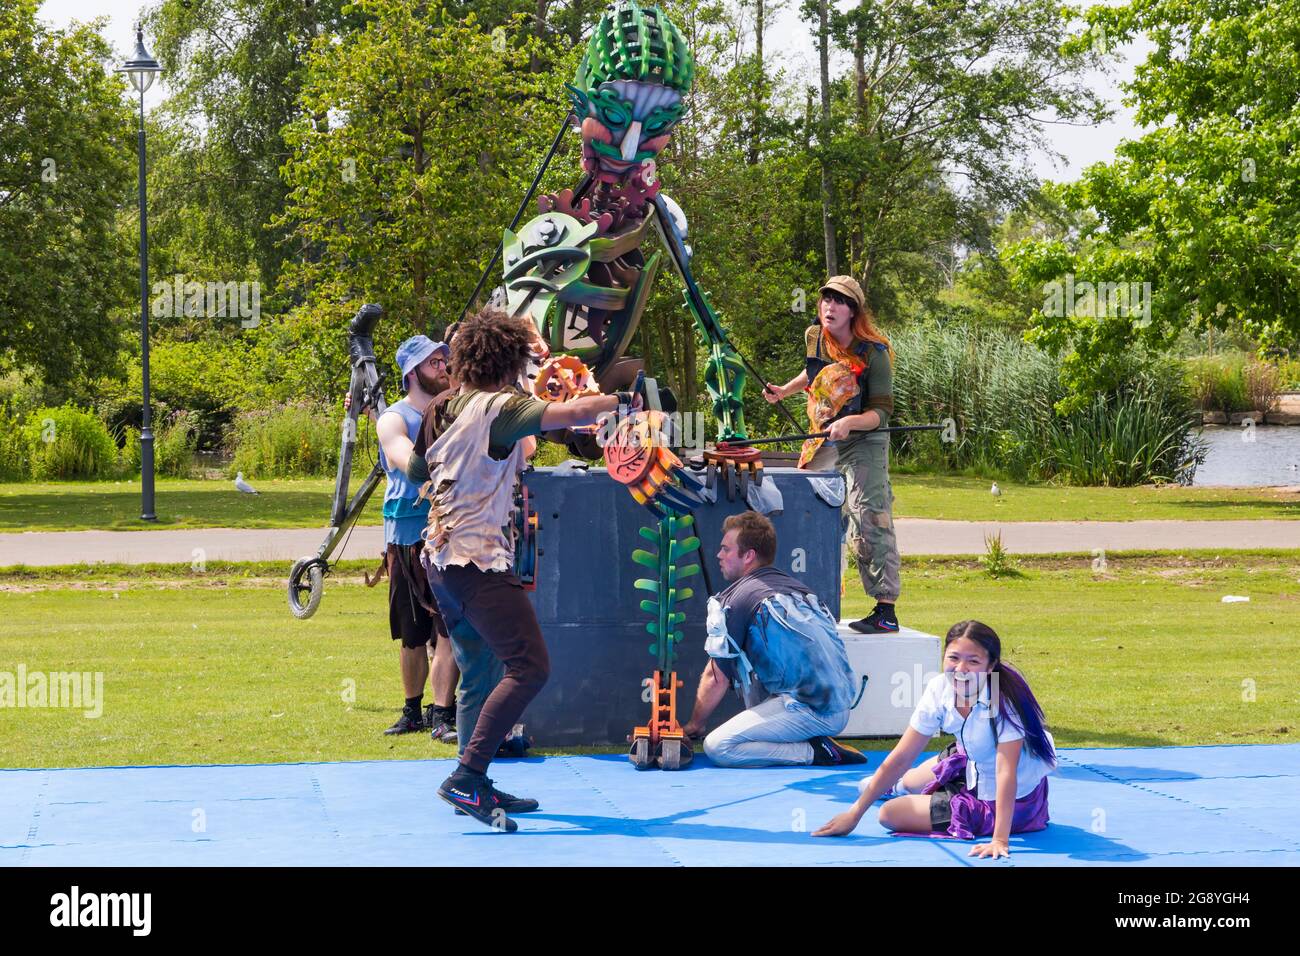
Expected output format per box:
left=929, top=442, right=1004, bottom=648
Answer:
left=0, top=474, right=1296, bottom=532
left=1, top=552, right=1295, bottom=768
left=890, top=474, right=1299, bottom=521
left=0, top=478, right=385, bottom=531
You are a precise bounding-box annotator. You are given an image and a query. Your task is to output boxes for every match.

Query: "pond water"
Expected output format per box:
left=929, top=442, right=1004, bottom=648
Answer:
left=1192, top=425, right=1300, bottom=486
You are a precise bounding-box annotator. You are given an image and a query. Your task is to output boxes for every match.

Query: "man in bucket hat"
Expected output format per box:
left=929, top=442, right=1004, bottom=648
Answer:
left=367, top=334, right=462, bottom=738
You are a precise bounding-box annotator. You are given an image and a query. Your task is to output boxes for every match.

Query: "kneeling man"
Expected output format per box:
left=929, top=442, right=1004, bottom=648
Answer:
left=683, top=512, right=866, bottom=768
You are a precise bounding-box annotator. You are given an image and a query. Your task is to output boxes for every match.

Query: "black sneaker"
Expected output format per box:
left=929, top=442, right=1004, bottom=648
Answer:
left=429, top=719, right=458, bottom=744
left=486, top=782, right=539, bottom=814
left=383, top=710, right=426, bottom=735
left=810, top=736, right=868, bottom=766
left=455, top=781, right=539, bottom=815
left=422, top=704, right=437, bottom=727
left=848, top=605, right=900, bottom=634
left=438, top=768, right=517, bottom=832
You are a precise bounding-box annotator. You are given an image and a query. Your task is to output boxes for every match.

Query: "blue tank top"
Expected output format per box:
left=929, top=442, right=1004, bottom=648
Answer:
left=377, top=398, right=430, bottom=546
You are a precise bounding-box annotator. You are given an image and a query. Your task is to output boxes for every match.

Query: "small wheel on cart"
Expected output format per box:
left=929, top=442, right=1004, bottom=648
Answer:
left=629, top=737, right=653, bottom=769
left=288, top=557, right=325, bottom=620
left=659, top=737, right=683, bottom=770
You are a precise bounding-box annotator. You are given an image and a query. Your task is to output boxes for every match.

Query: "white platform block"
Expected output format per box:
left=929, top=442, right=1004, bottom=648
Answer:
left=838, top=623, right=942, bottom=737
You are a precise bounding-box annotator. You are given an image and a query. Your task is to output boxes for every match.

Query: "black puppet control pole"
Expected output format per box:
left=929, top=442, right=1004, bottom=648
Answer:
left=717, top=423, right=946, bottom=448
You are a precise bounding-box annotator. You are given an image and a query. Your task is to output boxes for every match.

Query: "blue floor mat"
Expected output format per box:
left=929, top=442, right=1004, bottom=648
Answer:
left=3, top=744, right=1298, bottom=866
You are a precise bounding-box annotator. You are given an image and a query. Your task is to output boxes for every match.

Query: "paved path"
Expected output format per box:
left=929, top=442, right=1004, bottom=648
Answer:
left=0, top=519, right=1294, bottom=567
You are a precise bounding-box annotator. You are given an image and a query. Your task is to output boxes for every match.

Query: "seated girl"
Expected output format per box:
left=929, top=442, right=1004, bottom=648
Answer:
left=812, top=620, right=1055, bottom=859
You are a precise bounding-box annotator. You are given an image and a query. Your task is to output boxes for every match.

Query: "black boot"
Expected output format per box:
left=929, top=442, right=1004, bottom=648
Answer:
left=810, top=736, right=868, bottom=766
left=437, top=766, right=517, bottom=832
left=383, top=705, right=426, bottom=735
left=848, top=603, right=900, bottom=634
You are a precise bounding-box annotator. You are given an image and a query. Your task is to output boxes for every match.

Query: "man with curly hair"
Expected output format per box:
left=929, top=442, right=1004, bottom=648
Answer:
left=411, top=308, right=641, bottom=831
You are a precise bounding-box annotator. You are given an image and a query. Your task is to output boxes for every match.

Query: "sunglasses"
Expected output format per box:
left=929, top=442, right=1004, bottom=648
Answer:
left=821, top=290, right=855, bottom=309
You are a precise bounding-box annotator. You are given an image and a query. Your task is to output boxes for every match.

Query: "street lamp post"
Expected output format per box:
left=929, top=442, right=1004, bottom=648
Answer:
left=120, top=26, right=161, bottom=521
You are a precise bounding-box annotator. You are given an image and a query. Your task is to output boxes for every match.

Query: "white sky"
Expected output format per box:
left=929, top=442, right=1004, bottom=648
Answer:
left=40, top=0, right=1150, bottom=183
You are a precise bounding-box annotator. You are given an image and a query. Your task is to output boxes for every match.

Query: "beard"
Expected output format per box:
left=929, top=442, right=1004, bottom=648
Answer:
left=413, top=364, right=449, bottom=395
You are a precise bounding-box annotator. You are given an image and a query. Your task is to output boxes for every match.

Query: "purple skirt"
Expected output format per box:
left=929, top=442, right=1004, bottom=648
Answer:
left=902, top=745, right=1050, bottom=840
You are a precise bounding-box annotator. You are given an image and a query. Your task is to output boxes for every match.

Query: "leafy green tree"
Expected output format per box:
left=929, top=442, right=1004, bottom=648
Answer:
left=0, top=0, right=134, bottom=386
left=1017, top=0, right=1300, bottom=393
left=945, top=184, right=1099, bottom=330
left=145, top=0, right=364, bottom=292
left=801, top=0, right=1107, bottom=318
left=273, top=0, right=576, bottom=400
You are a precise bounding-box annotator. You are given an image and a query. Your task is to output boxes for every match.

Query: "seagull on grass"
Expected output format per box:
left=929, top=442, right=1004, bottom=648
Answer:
left=990, top=482, right=1001, bottom=496
left=234, top=472, right=259, bottom=495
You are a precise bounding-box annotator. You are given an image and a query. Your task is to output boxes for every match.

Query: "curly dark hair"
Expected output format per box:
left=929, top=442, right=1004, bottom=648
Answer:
left=450, top=307, right=535, bottom=390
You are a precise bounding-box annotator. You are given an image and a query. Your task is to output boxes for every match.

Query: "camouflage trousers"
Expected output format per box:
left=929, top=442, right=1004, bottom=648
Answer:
left=809, top=438, right=901, bottom=603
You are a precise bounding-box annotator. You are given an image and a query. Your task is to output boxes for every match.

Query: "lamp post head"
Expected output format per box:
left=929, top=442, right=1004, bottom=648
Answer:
left=119, top=24, right=161, bottom=94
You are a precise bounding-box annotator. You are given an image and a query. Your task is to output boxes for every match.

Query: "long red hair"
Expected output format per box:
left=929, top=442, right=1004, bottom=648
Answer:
left=822, top=302, right=893, bottom=369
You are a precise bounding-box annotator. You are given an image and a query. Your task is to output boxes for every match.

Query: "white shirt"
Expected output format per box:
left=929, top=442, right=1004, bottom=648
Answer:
left=909, top=673, right=1056, bottom=800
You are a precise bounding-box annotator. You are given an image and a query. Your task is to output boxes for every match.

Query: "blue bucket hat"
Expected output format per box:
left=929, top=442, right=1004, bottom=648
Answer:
left=395, top=335, right=449, bottom=390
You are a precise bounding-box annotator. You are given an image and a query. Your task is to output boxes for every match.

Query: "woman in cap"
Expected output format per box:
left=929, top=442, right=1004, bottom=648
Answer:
left=763, top=275, right=902, bottom=634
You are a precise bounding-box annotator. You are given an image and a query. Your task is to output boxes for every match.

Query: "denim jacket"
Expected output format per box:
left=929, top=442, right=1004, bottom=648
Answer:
left=705, top=566, right=855, bottom=715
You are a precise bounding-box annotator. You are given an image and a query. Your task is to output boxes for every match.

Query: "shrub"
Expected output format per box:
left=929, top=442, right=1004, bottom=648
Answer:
left=1275, top=356, right=1300, bottom=392
left=1243, top=360, right=1280, bottom=413
left=1186, top=355, right=1252, bottom=413
left=154, top=410, right=200, bottom=478
left=0, top=404, right=29, bottom=481
left=889, top=322, right=1062, bottom=479
left=1041, top=381, right=1204, bottom=486
left=887, top=323, right=1201, bottom=485
left=114, top=423, right=142, bottom=477
left=229, top=402, right=346, bottom=478
left=22, top=405, right=118, bottom=480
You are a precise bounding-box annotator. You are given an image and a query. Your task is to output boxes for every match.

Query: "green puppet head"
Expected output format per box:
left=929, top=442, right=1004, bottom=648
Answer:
left=566, top=0, right=694, bottom=181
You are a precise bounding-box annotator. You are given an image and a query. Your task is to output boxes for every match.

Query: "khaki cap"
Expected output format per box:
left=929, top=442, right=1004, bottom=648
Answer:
left=819, top=275, right=864, bottom=309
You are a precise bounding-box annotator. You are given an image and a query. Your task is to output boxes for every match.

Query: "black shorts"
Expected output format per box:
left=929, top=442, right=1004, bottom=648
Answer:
left=387, top=542, right=446, bottom=649
left=928, top=741, right=967, bottom=833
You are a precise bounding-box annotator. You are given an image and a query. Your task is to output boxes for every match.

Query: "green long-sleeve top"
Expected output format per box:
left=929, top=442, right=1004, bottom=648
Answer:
left=803, top=325, right=893, bottom=447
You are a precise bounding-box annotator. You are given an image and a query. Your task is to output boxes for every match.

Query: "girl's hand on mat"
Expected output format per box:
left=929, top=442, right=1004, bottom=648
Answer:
left=812, top=810, right=861, bottom=837
left=969, top=840, right=1010, bottom=860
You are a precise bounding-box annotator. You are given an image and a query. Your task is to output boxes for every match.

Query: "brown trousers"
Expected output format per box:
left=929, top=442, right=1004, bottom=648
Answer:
left=425, top=562, right=550, bottom=773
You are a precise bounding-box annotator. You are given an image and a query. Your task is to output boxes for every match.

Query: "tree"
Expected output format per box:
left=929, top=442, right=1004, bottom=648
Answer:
left=1016, top=0, right=1300, bottom=390
left=0, top=0, right=134, bottom=387
left=809, top=0, right=839, bottom=275
left=273, top=0, right=574, bottom=399
left=144, top=0, right=365, bottom=292
left=806, top=0, right=1106, bottom=315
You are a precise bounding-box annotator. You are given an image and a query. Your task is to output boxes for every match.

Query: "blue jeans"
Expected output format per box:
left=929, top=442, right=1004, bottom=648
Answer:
left=703, top=694, right=849, bottom=768
left=443, top=617, right=504, bottom=761
left=424, top=562, right=507, bottom=763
